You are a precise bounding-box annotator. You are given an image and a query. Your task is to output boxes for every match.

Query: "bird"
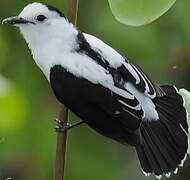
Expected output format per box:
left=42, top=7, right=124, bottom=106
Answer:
left=2, top=2, right=189, bottom=179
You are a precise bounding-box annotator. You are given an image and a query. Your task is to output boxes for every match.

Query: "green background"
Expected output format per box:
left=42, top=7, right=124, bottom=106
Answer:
left=0, top=0, right=190, bottom=180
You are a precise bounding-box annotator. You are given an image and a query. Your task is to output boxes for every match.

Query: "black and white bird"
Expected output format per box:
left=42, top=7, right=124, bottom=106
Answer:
left=2, top=2, right=189, bottom=179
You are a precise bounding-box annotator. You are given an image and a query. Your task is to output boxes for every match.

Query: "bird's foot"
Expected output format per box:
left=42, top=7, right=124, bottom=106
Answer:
left=54, top=118, right=84, bottom=132
left=54, top=118, right=71, bottom=132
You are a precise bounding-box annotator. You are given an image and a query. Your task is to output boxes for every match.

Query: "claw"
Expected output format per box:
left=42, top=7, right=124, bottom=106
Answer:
left=55, top=118, right=64, bottom=125
left=55, top=126, right=68, bottom=132
left=54, top=120, right=71, bottom=132
left=54, top=118, right=84, bottom=132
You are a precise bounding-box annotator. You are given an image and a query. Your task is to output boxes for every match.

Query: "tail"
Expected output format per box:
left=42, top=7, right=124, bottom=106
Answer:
left=136, top=85, right=189, bottom=179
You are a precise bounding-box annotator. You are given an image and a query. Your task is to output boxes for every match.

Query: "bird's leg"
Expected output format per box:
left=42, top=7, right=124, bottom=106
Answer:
left=54, top=118, right=84, bottom=132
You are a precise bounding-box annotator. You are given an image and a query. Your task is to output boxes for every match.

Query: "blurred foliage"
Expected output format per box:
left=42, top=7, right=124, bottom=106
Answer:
left=0, top=75, right=28, bottom=133
left=0, top=0, right=190, bottom=180
left=0, top=28, right=8, bottom=70
left=108, top=0, right=176, bottom=26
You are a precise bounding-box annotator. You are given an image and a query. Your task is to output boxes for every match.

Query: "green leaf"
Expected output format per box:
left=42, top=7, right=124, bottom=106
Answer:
left=108, top=0, right=176, bottom=26
left=0, top=75, right=28, bottom=133
left=179, top=88, right=190, bottom=154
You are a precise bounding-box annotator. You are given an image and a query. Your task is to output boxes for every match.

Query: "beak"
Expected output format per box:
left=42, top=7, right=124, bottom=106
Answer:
left=2, top=16, right=35, bottom=25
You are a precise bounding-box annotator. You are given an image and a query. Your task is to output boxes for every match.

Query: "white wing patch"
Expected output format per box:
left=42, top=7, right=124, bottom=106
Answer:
left=124, top=63, right=140, bottom=84
left=118, top=99, right=142, bottom=111
left=83, top=33, right=156, bottom=99
left=110, top=86, right=134, bottom=100
left=131, top=64, right=156, bottom=98
left=83, top=33, right=125, bottom=68
left=125, top=82, right=159, bottom=121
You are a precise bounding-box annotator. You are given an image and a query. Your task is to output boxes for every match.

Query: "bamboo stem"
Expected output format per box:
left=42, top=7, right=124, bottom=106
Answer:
left=53, top=104, right=68, bottom=180
left=67, top=0, right=79, bottom=24
left=53, top=1, right=79, bottom=180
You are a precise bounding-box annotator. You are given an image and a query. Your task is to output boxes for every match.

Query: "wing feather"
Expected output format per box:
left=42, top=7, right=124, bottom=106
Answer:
left=83, top=33, right=165, bottom=98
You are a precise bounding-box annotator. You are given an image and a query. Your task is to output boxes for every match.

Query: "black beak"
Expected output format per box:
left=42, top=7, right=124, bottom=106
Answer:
left=2, top=16, right=35, bottom=25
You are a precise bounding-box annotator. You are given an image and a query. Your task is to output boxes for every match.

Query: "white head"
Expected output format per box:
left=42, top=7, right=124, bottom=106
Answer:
left=2, top=2, right=78, bottom=79
left=2, top=2, right=78, bottom=48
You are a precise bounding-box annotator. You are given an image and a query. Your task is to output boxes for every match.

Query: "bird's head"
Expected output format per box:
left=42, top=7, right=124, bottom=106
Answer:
left=2, top=2, right=77, bottom=47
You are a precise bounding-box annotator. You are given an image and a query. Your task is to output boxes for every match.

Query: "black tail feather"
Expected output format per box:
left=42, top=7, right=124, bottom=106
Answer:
left=136, top=85, right=188, bottom=178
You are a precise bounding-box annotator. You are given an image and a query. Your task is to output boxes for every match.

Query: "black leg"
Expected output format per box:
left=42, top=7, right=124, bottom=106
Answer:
left=55, top=118, right=84, bottom=132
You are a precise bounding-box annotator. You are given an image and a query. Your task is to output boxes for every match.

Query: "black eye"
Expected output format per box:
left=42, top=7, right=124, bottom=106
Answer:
left=36, top=15, right=47, bottom=22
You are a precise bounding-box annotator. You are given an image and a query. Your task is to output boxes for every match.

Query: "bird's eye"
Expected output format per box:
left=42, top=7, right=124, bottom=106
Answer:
left=36, top=15, right=47, bottom=22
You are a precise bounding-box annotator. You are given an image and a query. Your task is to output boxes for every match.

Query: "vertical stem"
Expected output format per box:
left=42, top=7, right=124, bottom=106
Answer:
left=67, top=0, right=79, bottom=24
left=53, top=104, right=68, bottom=180
left=53, top=1, right=79, bottom=180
